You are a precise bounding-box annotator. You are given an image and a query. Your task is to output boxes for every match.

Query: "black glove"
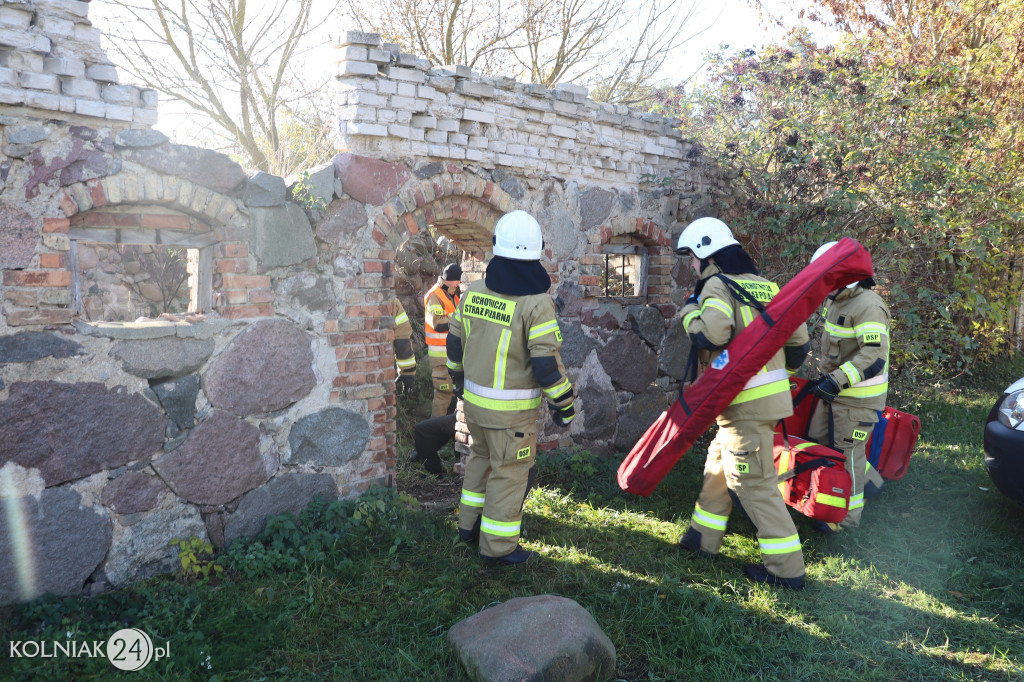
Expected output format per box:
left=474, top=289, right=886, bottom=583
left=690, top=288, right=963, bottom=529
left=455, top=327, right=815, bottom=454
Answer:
left=549, top=402, right=574, bottom=428
left=397, top=373, right=415, bottom=395
left=812, top=375, right=841, bottom=403
left=448, top=369, right=464, bottom=397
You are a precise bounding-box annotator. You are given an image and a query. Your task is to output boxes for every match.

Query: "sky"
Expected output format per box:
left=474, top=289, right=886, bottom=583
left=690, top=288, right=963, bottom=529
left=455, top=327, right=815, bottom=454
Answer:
left=89, top=0, right=836, bottom=144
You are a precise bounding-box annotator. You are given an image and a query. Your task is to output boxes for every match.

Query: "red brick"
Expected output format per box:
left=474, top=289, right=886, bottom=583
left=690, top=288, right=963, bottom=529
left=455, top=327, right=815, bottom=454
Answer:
left=578, top=275, right=600, bottom=286
left=248, top=289, right=274, bottom=304
left=74, top=212, right=140, bottom=228
left=140, top=213, right=190, bottom=229
left=3, top=270, right=71, bottom=287
left=324, top=319, right=339, bottom=333
left=43, top=218, right=70, bottom=233
left=372, top=228, right=386, bottom=245
left=5, top=289, right=38, bottom=306
left=220, top=273, right=270, bottom=289
left=220, top=303, right=273, bottom=319
left=217, top=243, right=248, bottom=258
left=403, top=212, right=418, bottom=235
left=88, top=181, right=107, bottom=207
left=214, top=258, right=247, bottom=274
left=39, top=253, right=65, bottom=268
left=59, top=192, right=78, bottom=217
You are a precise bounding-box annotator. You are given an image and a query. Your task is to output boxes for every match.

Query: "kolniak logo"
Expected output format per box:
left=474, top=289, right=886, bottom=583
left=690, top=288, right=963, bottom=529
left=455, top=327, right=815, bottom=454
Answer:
left=9, top=628, right=169, bottom=671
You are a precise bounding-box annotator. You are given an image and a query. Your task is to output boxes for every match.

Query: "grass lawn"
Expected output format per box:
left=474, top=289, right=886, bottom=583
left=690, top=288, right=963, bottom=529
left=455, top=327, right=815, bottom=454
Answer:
left=2, top=363, right=1023, bottom=681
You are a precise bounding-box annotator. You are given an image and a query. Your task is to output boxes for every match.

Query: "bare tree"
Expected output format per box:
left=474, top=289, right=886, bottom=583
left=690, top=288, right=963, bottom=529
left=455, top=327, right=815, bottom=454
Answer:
left=94, top=0, right=338, bottom=175
left=345, top=0, right=707, bottom=105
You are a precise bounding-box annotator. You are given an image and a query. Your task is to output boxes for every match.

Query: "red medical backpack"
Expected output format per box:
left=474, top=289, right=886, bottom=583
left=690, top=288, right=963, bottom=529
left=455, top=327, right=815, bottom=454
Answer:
left=774, top=433, right=851, bottom=523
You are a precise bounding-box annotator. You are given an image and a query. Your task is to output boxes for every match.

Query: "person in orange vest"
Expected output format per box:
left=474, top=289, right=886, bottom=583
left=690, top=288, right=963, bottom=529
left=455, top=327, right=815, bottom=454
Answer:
left=424, top=263, right=462, bottom=417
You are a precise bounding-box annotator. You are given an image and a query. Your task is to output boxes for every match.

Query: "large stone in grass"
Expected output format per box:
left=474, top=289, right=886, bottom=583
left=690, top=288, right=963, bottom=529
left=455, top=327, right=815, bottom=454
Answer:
left=104, top=503, right=207, bottom=586
left=597, top=331, right=658, bottom=394
left=0, top=486, right=111, bottom=606
left=288, top=407, right=370, bottom=466
left=448, top=594, right=616, bottom=682
left=222, top=473, right=338, bottom=546
left=204, top=318, right=315, bottom=416
left=0, top=382, right=165, bottom=486
left=152, top=410, right=268, bottom=506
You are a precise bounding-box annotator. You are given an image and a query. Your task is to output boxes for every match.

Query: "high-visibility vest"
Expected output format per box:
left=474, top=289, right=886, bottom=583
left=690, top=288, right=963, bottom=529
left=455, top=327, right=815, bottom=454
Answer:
left=423, top=284, right=459, bottom=359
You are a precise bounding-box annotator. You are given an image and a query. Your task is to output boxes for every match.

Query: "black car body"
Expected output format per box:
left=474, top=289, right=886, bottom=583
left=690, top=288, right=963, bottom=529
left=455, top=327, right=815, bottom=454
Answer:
left=984, top=376, right=1024, bottom=507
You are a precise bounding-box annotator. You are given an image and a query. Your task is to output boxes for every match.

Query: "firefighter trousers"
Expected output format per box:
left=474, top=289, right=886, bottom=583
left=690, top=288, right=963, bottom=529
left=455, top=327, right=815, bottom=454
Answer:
left=807, top=403, right=881, bottom=528
left=458, top=421, right=536, bottom=558
left=687, top=419, right=806, bottom=579
left=429, top=358, right=455, bottom=418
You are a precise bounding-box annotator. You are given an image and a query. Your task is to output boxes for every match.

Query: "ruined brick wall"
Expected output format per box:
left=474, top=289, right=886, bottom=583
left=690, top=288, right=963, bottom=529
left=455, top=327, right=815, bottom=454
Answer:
left=0, top=11, right=738, bottom=605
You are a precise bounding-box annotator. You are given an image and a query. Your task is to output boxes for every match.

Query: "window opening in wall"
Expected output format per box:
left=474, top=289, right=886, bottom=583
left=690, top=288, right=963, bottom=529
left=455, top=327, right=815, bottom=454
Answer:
left=68, top=207, right=215, bottom=322
left=600, top=244, right=648, bottom=302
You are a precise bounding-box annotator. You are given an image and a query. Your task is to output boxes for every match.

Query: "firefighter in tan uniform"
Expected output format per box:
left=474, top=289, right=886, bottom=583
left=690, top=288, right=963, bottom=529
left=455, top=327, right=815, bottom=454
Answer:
left=676, top=218, right=811, bottom=589
left=446, top=211, right=574, bottom=565
left=387, top=297, right=417, bottom=395
left=807, top=241, right=890, bottom=532
left=424, top=264, right=462, bottom=417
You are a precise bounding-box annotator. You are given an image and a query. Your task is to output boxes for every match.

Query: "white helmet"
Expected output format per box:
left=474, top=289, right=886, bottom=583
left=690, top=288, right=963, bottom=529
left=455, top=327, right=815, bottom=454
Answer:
left=811, top=240, right=857, bottom=288
left=676, top=217, right=739, bottom=259
left=493, top=210, right=543, bottom=260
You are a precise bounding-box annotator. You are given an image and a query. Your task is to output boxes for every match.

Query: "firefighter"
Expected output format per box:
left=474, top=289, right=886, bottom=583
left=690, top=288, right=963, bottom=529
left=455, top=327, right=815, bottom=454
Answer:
left=387, top=295, right=417, bottom=396
left=407, top=413, right=457, bottom=475
left=424, top=263, right=462, bottom=417
left=446, top=210, right=574, bottom=565
left=675, top=217, right=810, bottom=589
left=807, top=241, right=890, bottom=533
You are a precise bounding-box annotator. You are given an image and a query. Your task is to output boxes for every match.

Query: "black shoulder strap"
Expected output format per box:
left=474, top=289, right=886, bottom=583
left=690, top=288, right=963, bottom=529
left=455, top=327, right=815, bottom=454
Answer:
left=714, top=274, right=775, bottom=325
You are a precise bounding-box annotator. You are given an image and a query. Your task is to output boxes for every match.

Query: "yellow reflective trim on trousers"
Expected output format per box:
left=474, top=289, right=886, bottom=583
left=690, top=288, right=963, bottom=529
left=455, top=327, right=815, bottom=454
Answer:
left=839, top=381, right=889, bottom=398
left=849, top=493, right=864, bottom=510
left=692, top=504, right=728, bottom=531
left=427, top=347, right=447, bottom=357
left=461, top=489, right=485, bottom=508
left=493, top=329, right=511, bottom=389
left=464, top=390, right=542, bottom=411
left=840, top=362, right=860, bottom=386
left=730, top=378, right=791, bottom=405
left=683, top=310, right=701, bottom=332
left=543, top=377, right=571, bottom=400
left=528, top=319, right=560, bottom=340
left=759, top=534, right=801, bottom=555
left=447, top=359, right=463, bottom=371
left=701, top=298, right=734, bottom=318
left=394, top=311, right=409, bottom=325
left=816, top=493, right=847, bottom=509
left=397, top=356, right=416, bottom=369
left=481, top=516, right=521, bottom=537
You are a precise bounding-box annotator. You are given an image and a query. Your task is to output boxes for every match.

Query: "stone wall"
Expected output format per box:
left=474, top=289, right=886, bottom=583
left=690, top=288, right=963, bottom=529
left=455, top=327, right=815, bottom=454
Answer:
left=0, top=9, right=737, bottom=605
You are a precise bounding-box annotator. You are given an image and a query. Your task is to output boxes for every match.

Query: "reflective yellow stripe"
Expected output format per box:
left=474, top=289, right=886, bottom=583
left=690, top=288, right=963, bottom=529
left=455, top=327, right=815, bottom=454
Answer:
left=731, top=378, right=790, bottom=405
left=464, top=317, right=471, bottom=338
left=840, top=362, right=860, bottom=386
left=849, top=493, right=864, bottom=510
left=427, top=347, right=447, bottom=357
left=528, top=320, right=560, bottom=340
left=741, top=306, right=754, bottom=326
left=464, top=390, right=542, bottom=412
left=481, top=516, right=520, bottom=537
left=543, top=377, right=571, bottom=400
left=777, top=447, right=791, bottom=494
left=493, top=329, right=511, bottom=389
left=461, top=489, right=485, bottom=508
left=683, top=309, right=701, bottom=332
left=394, top=311, right=409, bottom=325
left=701, top=298, right=734, bottom=318
left=447, top=359, right=463, bottom=371
left=397, top=356, right=416, bottom=369
left=816, top=493, right=847, bottom=508
left=826, top=320, right=889, bottom=339
left=759, top=534, right=801, bottom=555
left=692, top=504, right=728, bottom=531
left=839, top=381, right=889, bottom=398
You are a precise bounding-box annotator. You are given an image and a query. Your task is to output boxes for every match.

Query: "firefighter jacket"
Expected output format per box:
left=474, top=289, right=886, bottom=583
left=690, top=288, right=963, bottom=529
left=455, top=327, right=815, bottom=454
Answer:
left=424, top=279, right=460, bottom=364
left=446, top=279, right=573, bottom=431
left=681, top=266, right=809, bottom=424
left=387, top=297, right=416, bottom=375
left=818, top=285, right=890, bottom=410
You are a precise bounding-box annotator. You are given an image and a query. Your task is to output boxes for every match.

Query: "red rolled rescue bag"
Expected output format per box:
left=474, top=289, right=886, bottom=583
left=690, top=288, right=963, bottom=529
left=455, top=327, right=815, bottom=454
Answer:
left=617, top=237, right=874, bottom=496
left=774, top=433, right=851, bottom=523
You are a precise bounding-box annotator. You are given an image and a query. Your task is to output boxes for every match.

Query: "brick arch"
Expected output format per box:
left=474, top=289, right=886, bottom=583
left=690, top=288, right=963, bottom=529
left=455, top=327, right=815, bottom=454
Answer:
left=602, top=216, right=672, bottom=248
left=56, top=170, right=239, bottom=227
left=368, top=167, right=514, bottom=251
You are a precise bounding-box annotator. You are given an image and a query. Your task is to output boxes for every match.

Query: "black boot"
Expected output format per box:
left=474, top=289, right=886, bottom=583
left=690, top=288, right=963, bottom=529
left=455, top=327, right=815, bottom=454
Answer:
left=422, top=452, right=443, bottom=475
left=459, top=516, right=481, bottom=544
left=744, top=563, right=805, bottom=590
left=677, top=527, right=716, bottom=557
left=481, top=545, right=535, bottom=566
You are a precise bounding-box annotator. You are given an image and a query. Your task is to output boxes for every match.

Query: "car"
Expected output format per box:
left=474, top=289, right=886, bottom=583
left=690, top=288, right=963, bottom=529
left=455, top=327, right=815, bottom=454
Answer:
left=984, top=376, right=1024, bottom=507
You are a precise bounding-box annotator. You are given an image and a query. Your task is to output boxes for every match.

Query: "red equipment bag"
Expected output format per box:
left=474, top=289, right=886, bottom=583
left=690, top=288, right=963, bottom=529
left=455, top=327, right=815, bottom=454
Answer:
left=774, top=433, right=851, bottom=523
left=866, top=406, right=921, bottom=480
left=618, top=237, right=874, bottom=497
left=779, top=377, right=816, bottom=438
